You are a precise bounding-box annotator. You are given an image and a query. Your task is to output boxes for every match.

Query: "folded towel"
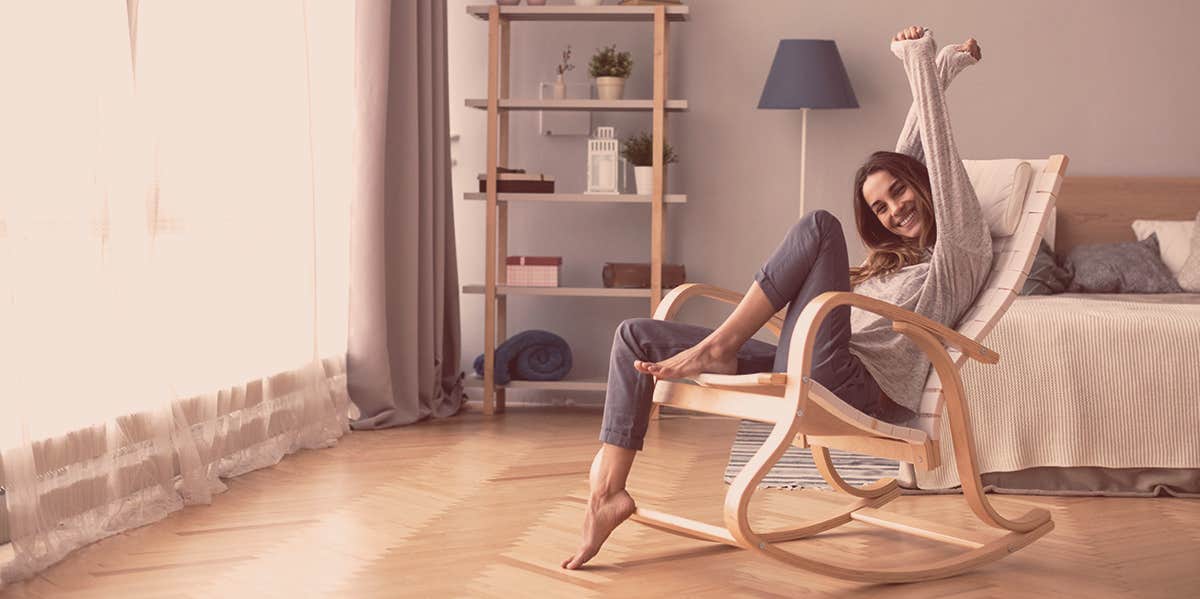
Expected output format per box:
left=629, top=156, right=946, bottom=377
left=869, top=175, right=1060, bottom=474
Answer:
left=473, top=329, right=573, bottom=385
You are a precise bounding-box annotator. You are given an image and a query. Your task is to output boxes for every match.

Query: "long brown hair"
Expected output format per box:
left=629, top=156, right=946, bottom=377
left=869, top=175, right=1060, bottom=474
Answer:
left=849, top=151, right=937, bottom=286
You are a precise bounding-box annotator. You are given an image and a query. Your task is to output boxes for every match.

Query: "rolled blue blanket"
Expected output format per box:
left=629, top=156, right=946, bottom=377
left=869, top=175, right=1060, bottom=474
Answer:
left=473, top=329, right=573, bottom=385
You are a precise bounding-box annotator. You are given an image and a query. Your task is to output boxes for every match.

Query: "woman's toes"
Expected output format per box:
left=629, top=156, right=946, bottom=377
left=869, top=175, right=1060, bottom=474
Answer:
left=633, top=360, right=654, bottom=374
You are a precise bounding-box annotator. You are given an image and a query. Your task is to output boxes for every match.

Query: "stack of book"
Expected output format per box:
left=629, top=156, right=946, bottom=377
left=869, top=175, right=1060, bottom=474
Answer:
left=478, top=167, right=554, bottom=193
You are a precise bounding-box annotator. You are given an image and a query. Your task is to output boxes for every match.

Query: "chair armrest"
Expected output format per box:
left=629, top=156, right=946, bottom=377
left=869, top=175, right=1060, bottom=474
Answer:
left=805, top=292, right=998, bottom=365
left=653, top=283, right=787, bottom=340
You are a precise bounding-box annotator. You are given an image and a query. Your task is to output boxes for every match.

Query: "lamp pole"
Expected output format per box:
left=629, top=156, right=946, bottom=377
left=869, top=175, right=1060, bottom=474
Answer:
left=799, top=107, right=808, bottom=219
left=757, top=39, right=857, bottom=219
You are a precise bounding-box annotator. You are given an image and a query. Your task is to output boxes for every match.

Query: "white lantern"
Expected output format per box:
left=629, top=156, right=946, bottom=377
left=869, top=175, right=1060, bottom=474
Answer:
left=585, top=126, right=626, bottom=194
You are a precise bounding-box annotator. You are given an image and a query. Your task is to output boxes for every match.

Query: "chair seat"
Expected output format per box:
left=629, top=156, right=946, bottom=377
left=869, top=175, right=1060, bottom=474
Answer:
left=657, top=373, right=929, bottom=446
left=681, top=372, right=788, bottom=396
left=693, top=372, right=789, bottom=386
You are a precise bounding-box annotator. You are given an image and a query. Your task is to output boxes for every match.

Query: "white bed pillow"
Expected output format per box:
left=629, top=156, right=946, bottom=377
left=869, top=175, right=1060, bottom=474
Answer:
left=962, top=159, right=1033, bottom=237
left=1130, top=215, right=1197, bottom=277
left=1177, top=211, right=1200, bottom=292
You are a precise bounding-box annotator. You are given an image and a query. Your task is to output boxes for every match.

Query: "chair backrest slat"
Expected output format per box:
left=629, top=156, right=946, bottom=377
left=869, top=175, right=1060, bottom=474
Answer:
left=985, top=267, right=1027, bottom=294
left=914, top=156, right=1067, bottom=438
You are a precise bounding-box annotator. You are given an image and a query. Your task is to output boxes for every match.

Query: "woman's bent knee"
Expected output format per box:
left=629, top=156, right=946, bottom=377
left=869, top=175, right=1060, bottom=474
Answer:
left=786, top=209, right=838, bottom=240
left=617, top=317, right=657, bottom=338
left=799, top=209, right=846, bottom=247
left=614, top=318, right=660, bottom=356
left=804, top=208, right=839, bottom=230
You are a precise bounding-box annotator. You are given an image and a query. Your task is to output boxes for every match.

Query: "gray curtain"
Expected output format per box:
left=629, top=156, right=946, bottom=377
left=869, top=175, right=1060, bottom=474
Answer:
left=348, top=0, right=466, bottom=429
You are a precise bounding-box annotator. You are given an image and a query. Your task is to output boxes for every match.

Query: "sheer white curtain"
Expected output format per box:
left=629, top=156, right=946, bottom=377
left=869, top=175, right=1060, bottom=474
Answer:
left=0, top=0, right=352, bottom=585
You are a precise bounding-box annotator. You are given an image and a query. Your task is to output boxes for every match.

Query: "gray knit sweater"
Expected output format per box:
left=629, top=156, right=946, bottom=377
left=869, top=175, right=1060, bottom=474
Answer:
left=847, top=33, right=993, bottom=416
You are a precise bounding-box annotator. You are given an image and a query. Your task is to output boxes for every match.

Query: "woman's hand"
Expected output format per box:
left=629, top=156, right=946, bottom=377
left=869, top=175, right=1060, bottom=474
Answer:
left=956, top=37, right=982, bottom=61
left=893, top=25, right=926, bottom=42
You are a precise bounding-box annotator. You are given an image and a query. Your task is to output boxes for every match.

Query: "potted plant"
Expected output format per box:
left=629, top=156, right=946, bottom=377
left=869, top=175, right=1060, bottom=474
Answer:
left=554, top=45, right=574, bottom=99
left=620, top=131, right=678, bottom=195
left=589, top=44, right=633, bottom=101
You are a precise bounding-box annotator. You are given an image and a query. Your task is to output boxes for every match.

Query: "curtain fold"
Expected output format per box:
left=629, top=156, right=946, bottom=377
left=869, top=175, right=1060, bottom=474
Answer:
left=0, top=0, right=353, bottom=586
left=347, top=0, right=465, bottom=429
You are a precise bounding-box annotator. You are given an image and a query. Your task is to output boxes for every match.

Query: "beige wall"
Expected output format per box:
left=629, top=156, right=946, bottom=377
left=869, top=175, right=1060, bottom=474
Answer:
left=449, top=0, right=1200, bottom=404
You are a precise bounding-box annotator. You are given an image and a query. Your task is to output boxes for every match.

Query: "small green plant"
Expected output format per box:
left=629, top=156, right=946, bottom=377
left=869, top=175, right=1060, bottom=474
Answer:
left=620, top=132, right=678, bottom=167
left=555, top=45, right=575, bottom=76
left=588, top=44, right=633, bottom=79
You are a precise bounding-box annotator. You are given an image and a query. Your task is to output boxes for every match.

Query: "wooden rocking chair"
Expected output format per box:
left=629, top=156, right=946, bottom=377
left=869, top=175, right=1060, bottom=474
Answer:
left=633, top=155, right=1069, bottom=583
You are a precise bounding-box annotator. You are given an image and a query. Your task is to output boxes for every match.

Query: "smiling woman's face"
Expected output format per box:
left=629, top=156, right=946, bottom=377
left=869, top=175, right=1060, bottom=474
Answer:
left=862, top=169, right=922, bottom=240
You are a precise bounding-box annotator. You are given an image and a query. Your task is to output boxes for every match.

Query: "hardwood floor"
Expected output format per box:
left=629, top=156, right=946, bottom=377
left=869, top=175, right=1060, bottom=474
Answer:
left=2, top=405, right=1197, bottom=598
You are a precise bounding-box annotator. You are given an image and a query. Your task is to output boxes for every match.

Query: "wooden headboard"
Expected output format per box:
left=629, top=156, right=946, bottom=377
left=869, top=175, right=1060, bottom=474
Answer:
left=1054, top=177, right=1200, bottom=256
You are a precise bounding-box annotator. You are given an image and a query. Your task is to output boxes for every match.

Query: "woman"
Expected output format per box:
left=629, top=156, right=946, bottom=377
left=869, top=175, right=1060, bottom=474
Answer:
left=563, top=26, right=991, bottom=570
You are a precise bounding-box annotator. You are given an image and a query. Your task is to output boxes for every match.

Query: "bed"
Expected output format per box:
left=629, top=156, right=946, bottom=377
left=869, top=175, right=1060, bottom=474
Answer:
left=900, top=176, right=1200, bottom=497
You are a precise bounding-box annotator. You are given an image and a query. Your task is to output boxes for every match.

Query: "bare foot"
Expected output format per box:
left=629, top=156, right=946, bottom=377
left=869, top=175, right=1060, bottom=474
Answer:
left=633, top=340, right=738, bottom=380
left=561, top=490, right=637, bottom=570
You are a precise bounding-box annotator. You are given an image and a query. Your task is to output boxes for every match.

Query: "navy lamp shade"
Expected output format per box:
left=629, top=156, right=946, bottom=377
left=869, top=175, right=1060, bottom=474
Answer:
left=757, top=40, right=858, bottom=218
left=758, top=40, right=858, bottom=110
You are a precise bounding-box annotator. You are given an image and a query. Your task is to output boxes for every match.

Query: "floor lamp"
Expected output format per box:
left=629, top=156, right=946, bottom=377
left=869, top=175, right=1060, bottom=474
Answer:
left=757, top=40, right=858, bottom=219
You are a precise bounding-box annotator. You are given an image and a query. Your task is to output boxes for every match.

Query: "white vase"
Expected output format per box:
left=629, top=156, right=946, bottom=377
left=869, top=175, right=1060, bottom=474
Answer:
left=573, top=0, right=603, bottom=6
left=553, top=74, right=566, bottom=99
left=595, top=76, right=625, bottom=101
left=634, top=166, right=654, bottom=195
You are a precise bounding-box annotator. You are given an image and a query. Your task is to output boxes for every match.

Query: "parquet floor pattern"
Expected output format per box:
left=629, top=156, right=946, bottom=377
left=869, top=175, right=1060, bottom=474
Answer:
left=1, top=406, right=1197, bottom=598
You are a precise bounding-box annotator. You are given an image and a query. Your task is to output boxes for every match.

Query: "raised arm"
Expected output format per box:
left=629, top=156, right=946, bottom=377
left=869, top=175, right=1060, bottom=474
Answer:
left=890, top=30, right=990, bottom=258
left=894, top=43, right=979, bottom=161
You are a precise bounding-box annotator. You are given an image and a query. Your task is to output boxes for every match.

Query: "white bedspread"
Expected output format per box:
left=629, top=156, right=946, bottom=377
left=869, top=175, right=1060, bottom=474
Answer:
left=902, top=293, right=1200, bottom=490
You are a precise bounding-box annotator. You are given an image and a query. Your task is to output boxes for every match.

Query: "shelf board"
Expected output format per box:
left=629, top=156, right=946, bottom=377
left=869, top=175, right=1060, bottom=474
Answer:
left=464, top=376, right=608, bottom=392
left=463, top=285, right=651, bottom=298
left=467, top=5, right=689, bottom=22
left=463, top=192, right=687, bottom=204
left=465, top=99, right=688, bottom=112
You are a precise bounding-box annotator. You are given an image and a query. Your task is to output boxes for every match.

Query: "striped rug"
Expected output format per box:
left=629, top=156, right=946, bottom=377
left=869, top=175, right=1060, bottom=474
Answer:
left=723, top=420, right=900, bottom=489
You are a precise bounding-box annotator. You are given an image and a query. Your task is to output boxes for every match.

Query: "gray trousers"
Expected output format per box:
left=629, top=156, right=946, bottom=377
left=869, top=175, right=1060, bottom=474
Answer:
left=600, top=210, right=888, bottom=451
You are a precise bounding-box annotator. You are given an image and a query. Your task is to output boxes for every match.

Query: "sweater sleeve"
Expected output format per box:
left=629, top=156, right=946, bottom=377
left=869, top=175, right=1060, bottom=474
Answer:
left=894, top=44, right=978, bottom=162
left=891, top=32, right=991, bottom=258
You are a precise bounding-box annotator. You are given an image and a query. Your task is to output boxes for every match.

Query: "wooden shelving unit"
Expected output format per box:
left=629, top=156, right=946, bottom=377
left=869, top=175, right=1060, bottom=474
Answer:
left=464, top=98, right=688, bottom=111
left=463, top=376, right=608, bottom=393
left=466, top=4, right=688, bottom=411
left=463, top=192, right=687, bottom=204
left=466, top=4, right=689, bottom=22
left=462, top=285, right=653, bottom=298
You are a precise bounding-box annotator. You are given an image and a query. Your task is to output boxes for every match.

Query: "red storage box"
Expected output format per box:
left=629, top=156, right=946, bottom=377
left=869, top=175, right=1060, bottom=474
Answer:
left=506, top=256, right=562, bottom=287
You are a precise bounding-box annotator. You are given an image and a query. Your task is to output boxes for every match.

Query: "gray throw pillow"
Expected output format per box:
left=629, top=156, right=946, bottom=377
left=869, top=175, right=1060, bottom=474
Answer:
left=1177, top=211, right=1200, bottom=292
left=1065, top=233, right=1183, bottom=294
left=1020, top=239, right=1073, bottom=295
